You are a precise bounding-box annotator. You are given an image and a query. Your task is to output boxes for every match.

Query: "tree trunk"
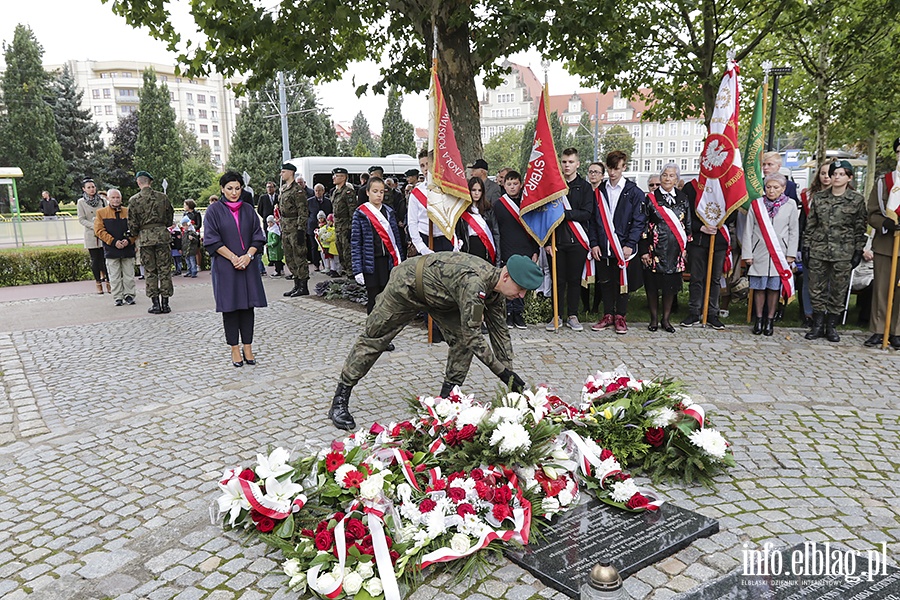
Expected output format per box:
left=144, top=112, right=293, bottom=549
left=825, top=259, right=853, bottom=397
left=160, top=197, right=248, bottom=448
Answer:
left=865, top=129, right=877, bottom=197
left=700, top=0, right=717, bottom=130
left=814, top=35, right=829, bottom=164
left=433, top=20, right=483, bottom=166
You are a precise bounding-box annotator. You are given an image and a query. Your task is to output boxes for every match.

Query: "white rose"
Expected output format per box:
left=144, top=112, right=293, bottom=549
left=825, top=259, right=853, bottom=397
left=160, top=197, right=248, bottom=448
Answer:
left=314, top=571, right=336, bottom=593
left=435, top=398, right=454, bottom=418
left=364, top=576, right=384, bottom=596
left=558, top=489, right=574, bottom=506
left=359, top=473, right=384, bottom=500
left=356, top=561, right=375, bottom=580
left=288, top=573, right=307, bottom=591
left=450, top=532, right=471, bottom=554
left=283, top=558, right=302, bottom=578
left=342, top=571, right=363, bottom=595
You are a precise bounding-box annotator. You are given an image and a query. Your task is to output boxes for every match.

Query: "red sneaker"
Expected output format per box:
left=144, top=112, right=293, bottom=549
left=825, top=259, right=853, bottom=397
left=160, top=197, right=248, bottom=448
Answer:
left=591, top=314, right=615, bottom=331
left=614, top=315, right=628, bottom=334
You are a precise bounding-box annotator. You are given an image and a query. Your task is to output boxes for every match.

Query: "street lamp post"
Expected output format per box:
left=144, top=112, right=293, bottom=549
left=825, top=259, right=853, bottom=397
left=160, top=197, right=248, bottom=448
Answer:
left=766, top=66, right=792, bottom=152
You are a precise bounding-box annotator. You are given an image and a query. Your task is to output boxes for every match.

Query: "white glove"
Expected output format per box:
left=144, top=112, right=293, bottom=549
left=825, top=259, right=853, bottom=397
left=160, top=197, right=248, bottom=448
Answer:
left=355, top=273, right=365, bottom=285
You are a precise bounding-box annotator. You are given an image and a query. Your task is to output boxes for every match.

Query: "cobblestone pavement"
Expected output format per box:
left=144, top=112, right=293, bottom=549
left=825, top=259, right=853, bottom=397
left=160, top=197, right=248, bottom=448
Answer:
left=1, top=276, right=899, bottom=600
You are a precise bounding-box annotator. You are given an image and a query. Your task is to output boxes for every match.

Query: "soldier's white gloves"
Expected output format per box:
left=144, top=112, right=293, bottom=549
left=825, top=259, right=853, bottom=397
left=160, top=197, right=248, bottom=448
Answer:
left=355, top=273, right=365, bottom=285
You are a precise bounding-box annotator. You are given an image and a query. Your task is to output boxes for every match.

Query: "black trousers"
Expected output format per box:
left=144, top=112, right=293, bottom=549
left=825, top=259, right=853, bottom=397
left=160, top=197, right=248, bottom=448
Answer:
left=364, top=256, right=392, bottom=314
left=596, top=258, right=629, bottom=316
left=222, top=308, right=255, bottom=346
left=88, top=247, right=105, bottom=281
left=420, top=233, right=453, bottom=252
left=549, top=244, right=588, bottom=318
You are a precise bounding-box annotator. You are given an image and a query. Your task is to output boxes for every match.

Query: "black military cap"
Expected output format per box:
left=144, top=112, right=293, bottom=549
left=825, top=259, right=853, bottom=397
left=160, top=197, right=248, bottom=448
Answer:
left=332, top=167, right=349, bottom=175
left=467, top=158, right=489, bottom=170
left=893, top=137, right=900, bottom=153
left=404, top=168, right=420, bottom=178
left=281, top=163, right=297, bottom=172
left=368, top=165, right=384, bottom=174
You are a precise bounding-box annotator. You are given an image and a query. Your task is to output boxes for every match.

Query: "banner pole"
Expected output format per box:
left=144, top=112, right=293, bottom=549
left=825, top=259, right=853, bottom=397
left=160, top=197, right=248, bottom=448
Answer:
left=882, top=231, right=900, bottom=350
left=551, top=230, right=559, bottom=331
left=428, top=222, right=434, bottom=344
left=701, top=234, right=716, bottom=325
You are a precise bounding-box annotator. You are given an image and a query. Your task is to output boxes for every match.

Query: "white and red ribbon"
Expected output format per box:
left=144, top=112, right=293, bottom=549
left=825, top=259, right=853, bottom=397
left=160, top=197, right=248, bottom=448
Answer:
left=720, top=225, right=733, bottom=276
left=558, top=195, right=595, bottom=286
left=683, top=404, right=705, bottom=428
left=359, top=202, right=401, bottom=267
left=594, top=188, right=628, bottom=293
left=648, top=192, right=687, bottom=254
left=237, top=478, right=306, bottom=520
left=460, top=211, right=496, bottom=263
left=750, top=197, right=795, bottom=301
left=392, top=448, right=421, bottom=491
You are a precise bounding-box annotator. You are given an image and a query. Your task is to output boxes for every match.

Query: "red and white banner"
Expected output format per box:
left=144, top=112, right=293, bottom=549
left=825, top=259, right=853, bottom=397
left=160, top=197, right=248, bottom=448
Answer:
left=878, top=170, right=900, bottom=223
left=694, top=60, right=748, bottom=228
left=427, top=67, right=470, bottom=239
left=648, top=192, right=688, bottom=254
left=460, top=211, right=496, bottom=263
left=750, top=197, right=795, bottom=301
left=595, top=188, right=628, bottom=292
left=359, top=202, right=401, bottom=266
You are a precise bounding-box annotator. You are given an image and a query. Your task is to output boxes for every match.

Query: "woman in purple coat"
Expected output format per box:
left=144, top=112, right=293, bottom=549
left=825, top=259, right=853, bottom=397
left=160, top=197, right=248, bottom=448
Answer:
left=204, top=171, right=268, bottom=367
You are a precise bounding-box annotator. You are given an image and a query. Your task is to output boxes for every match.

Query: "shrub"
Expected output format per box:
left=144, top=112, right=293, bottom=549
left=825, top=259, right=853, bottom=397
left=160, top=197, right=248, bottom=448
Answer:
left=0, top=247, right=93, bottom=287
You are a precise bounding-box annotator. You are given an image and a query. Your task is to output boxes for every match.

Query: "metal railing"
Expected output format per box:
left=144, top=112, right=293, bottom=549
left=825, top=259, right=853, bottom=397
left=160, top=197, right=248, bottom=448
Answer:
left=0, top=214, right=79, bottom=248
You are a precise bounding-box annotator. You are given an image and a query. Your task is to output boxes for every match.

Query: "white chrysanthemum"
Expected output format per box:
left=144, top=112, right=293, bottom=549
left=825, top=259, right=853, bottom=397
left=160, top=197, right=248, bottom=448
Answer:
left=356, top=561, right=374, bottom=580
left=425, top=509, right=448, bottom=537
left=460, top=513, right=490, bottom=537
left=343, top=571, right=363, bottom=595
left=596, top=456, right=621, bottom=478
left=504, top=392, right=529, bottom=409
left=456, top=405, right=488, bottom=427
left=333, top=463, right=355, bottom=488
left=400, top=502, right=422, bottom=524
left=674, top=392, right=694, bottom=407
left=542, top=497, right=561, bottom=514
left=610, top=478, right=640, bottom=503
left=689, top=428, right=727, bottom=459
left=491, top=406, right=524, bottom=424
left=490, top=421, right=531, bottom=455
left=558, top=488, right=574, bottom=506
left=583, top=437, right=604, bottom=458
left=648, top=407, right=677, bottom=428
left=364, top=577, right=383, bottom=596
left=359, top=472, right=384, bottom=500
left=450, top=532, right=471, bottom=553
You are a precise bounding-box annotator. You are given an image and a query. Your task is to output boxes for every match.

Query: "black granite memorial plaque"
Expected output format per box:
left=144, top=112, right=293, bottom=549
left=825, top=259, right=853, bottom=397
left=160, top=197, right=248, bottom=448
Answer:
left=505, top=498, right=719, bottom=598
left=674, top=542, right=900, bottom=600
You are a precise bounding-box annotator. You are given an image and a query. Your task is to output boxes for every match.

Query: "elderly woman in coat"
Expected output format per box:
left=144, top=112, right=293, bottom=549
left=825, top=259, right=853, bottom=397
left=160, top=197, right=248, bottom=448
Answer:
left=742, top=173, right=799, bottom=336
left=204, top=171, right=268, bottom=367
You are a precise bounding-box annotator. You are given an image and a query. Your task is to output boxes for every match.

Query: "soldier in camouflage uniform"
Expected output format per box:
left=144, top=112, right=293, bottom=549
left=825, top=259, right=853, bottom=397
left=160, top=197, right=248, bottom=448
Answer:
left=330, top=167, right=356, bottom=276
left=128, top=171, right=175, bottom=314
left=279, top=163, right=310, bottom=297
left=804, top=160, right=868, bottom=342
left=327, top=252, right=542, bottom=430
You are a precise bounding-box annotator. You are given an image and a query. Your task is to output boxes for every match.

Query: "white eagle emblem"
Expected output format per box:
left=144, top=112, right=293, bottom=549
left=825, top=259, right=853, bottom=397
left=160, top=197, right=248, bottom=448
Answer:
left=702, top=140, right=728, bottom=171
left=530, top=139, right=544, bottom=164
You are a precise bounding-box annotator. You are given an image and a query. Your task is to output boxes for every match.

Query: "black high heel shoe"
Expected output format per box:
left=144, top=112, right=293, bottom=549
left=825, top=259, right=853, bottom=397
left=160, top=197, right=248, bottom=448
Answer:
left=242, top=350, right=256, bottom=365
left=662, top=322, right=676, bottom=333
left=231, top=350, right=243, bottom=367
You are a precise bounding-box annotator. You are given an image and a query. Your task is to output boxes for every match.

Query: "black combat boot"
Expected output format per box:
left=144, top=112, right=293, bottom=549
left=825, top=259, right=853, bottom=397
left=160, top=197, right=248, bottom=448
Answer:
left=805, top=312, right=824, bottom=340
left=148, top=296, right=161, bottom=314
left=328, top=383, right=356, bottom=431
left=290, top=279, right=309, bottom=297
left=752, top=317, right=763, bottom=335
left=439, top=381, right=455, bottom=398
left=284, top=281, right=300, bottom=297
left=824, top=314, right=840, bottom=342
left=160, top=296, right=171, bottom=314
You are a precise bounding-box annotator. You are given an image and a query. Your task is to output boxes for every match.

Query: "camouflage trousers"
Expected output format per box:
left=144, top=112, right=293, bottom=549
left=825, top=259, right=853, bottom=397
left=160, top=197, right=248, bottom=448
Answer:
left=282, top=222, right=309, bottom=281
left=807, top=257, right=851, bottom=314
left=140, top=243, right=174, bottom=299
left=335, top=226, right=352, bottom=274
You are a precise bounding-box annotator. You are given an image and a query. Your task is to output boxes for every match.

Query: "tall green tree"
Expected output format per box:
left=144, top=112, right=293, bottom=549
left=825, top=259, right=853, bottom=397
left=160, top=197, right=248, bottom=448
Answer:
left=134, top=68, right=182, bottom=199
left=0, top=24, right=65, bottom=211
left=518, top=111, right=570, bottom=175
left=380, top=85, right=416, bottom=156
left=47, top=64, right=108, bottom=202
left=349, top=111, right=377, bottom=157
left=286, top=76, right=336, bottom=158
left=177, top=121, right=216, bottom=203
left=483, top=128, right=524, bottom=177
left=227, top=90, right=280, bottom=191
left=599, top=125, right=636, bottom=163
left=571, top=111, right=597, bottom=167
left=106, top=112, right=139, bottom=200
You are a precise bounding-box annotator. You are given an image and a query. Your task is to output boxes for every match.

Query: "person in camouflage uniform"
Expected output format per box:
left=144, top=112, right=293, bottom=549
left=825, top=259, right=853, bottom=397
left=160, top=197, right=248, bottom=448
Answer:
left=327, top=252, right=542, bottom=430
left=804, top=160, right=868, bottom=342
left=128, top=171, right=175, bottom=314
left=279, top=163, right=310, bottom=297
left=330, top=167, right=355, bottom=275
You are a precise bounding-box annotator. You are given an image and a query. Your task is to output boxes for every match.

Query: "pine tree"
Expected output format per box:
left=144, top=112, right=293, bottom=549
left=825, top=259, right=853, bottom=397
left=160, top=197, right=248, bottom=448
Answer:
left=134, top=67, right=182, bottom=200
left=349, top=111, right=377, bottom=157
left=226, top=90, right=281, bottom=193
left=48, top=64, right=107, bottom=203
left=286, top=76, right=336, bottom=158
left=571, top=111, right=597, bottom=168
left=380, top=85, right=415, bottom=156
left=0, top=25, right=66, bottom=211
left=107, top=113, right=139, bottom=200
left=177, top=121, right=216, bottom=203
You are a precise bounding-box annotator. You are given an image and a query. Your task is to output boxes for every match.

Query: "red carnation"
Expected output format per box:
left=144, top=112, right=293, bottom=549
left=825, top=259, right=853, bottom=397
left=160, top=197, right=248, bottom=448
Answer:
left=645, top=427, right=665, bottom=448
left=342, top=469, right=365, bottom=489
left=493, top=486, right=512, bottom=505
left=345, top=518, right=366, bottom=541
left=315, top=529, right=334, bottom=551
left=470, top=468, right=484, bottom=481
left=457, top=424, right=477, bottom=443
left=475, top=481, right=494, bottom=501
left=238, top=468, right=256, bottom=482
left=599, top=448, right=614, bottom=461
left=419, top=498, right=437, bottom=513
left=324, top=452, right=345, bottom=472
left=432, top=479, right=447, bottom=491
left=492, top=503, right=512, bottom=521
left=457, top=503, right=475, bottom=517
left=447, top=486, right=467, bottom=503
left=626, top=493, right=649, bottom=510
left=256, top=517, right=275, bottom=533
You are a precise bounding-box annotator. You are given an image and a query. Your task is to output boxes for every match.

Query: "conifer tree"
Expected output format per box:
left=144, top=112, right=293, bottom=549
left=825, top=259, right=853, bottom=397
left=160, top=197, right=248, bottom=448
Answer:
left=107, top=112, right=140, bottom=200
left=349, top=111, right=377, bottom=157
left=380, top=86, right=415, bottom=156
left=227, top=90, right=280, bottom=192
left=134, top=67, right=182, bottom=199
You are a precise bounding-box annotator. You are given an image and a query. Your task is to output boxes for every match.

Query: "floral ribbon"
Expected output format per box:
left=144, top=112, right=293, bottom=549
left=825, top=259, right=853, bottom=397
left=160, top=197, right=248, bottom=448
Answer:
left=683, top=404, right=705, bottom=428
left=237, top=478, right=306, bottom=520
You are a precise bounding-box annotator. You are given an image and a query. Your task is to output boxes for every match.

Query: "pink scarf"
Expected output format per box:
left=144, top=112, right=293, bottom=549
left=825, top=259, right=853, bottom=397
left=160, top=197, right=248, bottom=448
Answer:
left=224, top=200, right=245, bottom=250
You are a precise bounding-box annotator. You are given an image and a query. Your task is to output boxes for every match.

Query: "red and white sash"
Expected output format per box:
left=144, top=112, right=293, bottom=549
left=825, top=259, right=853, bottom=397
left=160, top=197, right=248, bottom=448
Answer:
left=460, top=211, right=496, bottom=263
left=359, top=202, right=400, bottom=266
left=561, top=196, right=595, bottom=285
left=411, top=185, right=428, bottom=209
left=720, top=225, right=733, bottom=276
left=498, top=194, right=525, bottom=228
left=648, top=191, right=687, bottom=253
left=750, top=197, right=795, bottom=300
left=595, top=188, right=627, bottom=292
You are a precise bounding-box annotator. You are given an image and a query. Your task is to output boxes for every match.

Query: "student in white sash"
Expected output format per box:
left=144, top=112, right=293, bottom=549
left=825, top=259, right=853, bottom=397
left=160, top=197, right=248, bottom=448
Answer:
left=455, top=177, right=500, bottom=265
left=742, top=173, right=799, bottom=336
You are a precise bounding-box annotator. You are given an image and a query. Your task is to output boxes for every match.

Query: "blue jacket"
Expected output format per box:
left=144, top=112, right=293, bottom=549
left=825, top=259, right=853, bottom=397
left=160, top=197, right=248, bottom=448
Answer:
left=592, top=179, right=647, bottom=257
left=351, top=204, right=405, bottom=275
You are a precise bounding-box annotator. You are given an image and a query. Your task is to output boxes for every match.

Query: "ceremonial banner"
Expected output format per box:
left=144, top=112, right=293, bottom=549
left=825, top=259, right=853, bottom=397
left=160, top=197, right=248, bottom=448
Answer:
left=742, top=85, right=766, bottom=207
left=520, top=86, right=568, bottom=246
left=694, top=61, right=749, bottom=227
left=427, top=67, right=470, bottom=239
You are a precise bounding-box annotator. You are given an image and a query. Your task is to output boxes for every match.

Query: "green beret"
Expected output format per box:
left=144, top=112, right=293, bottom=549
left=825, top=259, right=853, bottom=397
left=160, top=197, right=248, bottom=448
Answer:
left=281, top=163, right=297, bottom=172
left=332, top=167, right=349, bottom=175
left=506, top=255, right=542, bottom=290
left=828, top=160, right=853, bottom=177
left=135, top=171, right=153, bottom=180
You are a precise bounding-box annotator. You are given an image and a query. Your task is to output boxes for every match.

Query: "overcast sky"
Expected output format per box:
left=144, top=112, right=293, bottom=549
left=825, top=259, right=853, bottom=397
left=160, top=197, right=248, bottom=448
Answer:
left=1, top=0, right=592, bottom=132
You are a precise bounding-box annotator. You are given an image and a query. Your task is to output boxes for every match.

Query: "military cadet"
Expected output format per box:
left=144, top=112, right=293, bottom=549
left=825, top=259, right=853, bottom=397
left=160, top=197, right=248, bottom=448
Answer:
left=327, top=252, right=541, bottom=430
left=804, top=160, right=868, bottom=342
left=279, top=163, right=310, bottom=297
left=865, top=137, right=900, bottom=349
left=128, top=171, right=175, bottom=314
left=330, top=167, right=356, bottom=275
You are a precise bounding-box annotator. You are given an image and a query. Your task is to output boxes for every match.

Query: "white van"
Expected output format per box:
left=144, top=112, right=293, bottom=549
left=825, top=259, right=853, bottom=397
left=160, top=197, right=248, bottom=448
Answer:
left=287, top=154, right=420, bottom=190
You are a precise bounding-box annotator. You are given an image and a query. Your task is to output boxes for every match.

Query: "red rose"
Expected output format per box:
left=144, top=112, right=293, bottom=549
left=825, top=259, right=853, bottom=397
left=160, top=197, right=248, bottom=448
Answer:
left=333, top=512, right=345, bottom=522
left=315, top=520, right=328, bottom=534
left=256, top=517, right=275, bottom=533
left=457, top=424, right=477, bottom=443
left=626, top=493, right=649, bottom=510
left=238, top=468, right=256, bottom=482
left=419, top=498, right=437, bottom=513
left=342, top=469, right=364, bottom=488
left=457, top=503, right=475, bottom=517
left=475, top=481, right=494, bottom=501
left=493, top=486, right=512, bottom=504
left=447, top=471, right=465, bottom=483
left=345, top=518, right=366, bottom=541
left=444, top=428, right=459, bottom=446
left=645, top=427, right=665, bottom=448
left=492, top=503, right=512, bottom=521
left=447, top=486, right=467, bottom=503
left=301, top=528, right=314, bottom=537
left=391, top=421, right=414, bottom=437
left=315, top=529, right=334, bottom=551
left=385, top=535, right=393, bottom=549
left=389, top=549, right=400, bottom=563
left=250, top=509, right=264, bottom=522
left=600, top=448, right=614, bottom=461
left=614, top=472, right=630, bottom=481
left=414, top=464, right=427, bottom=473
left=470, top=468, right=484, bottom=481
left=325, top=452, right=345, bottom=472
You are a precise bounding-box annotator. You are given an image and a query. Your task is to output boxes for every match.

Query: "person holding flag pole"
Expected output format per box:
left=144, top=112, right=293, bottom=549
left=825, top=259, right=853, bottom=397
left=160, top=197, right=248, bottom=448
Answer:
left=865, top=137, right=900, bottom=350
